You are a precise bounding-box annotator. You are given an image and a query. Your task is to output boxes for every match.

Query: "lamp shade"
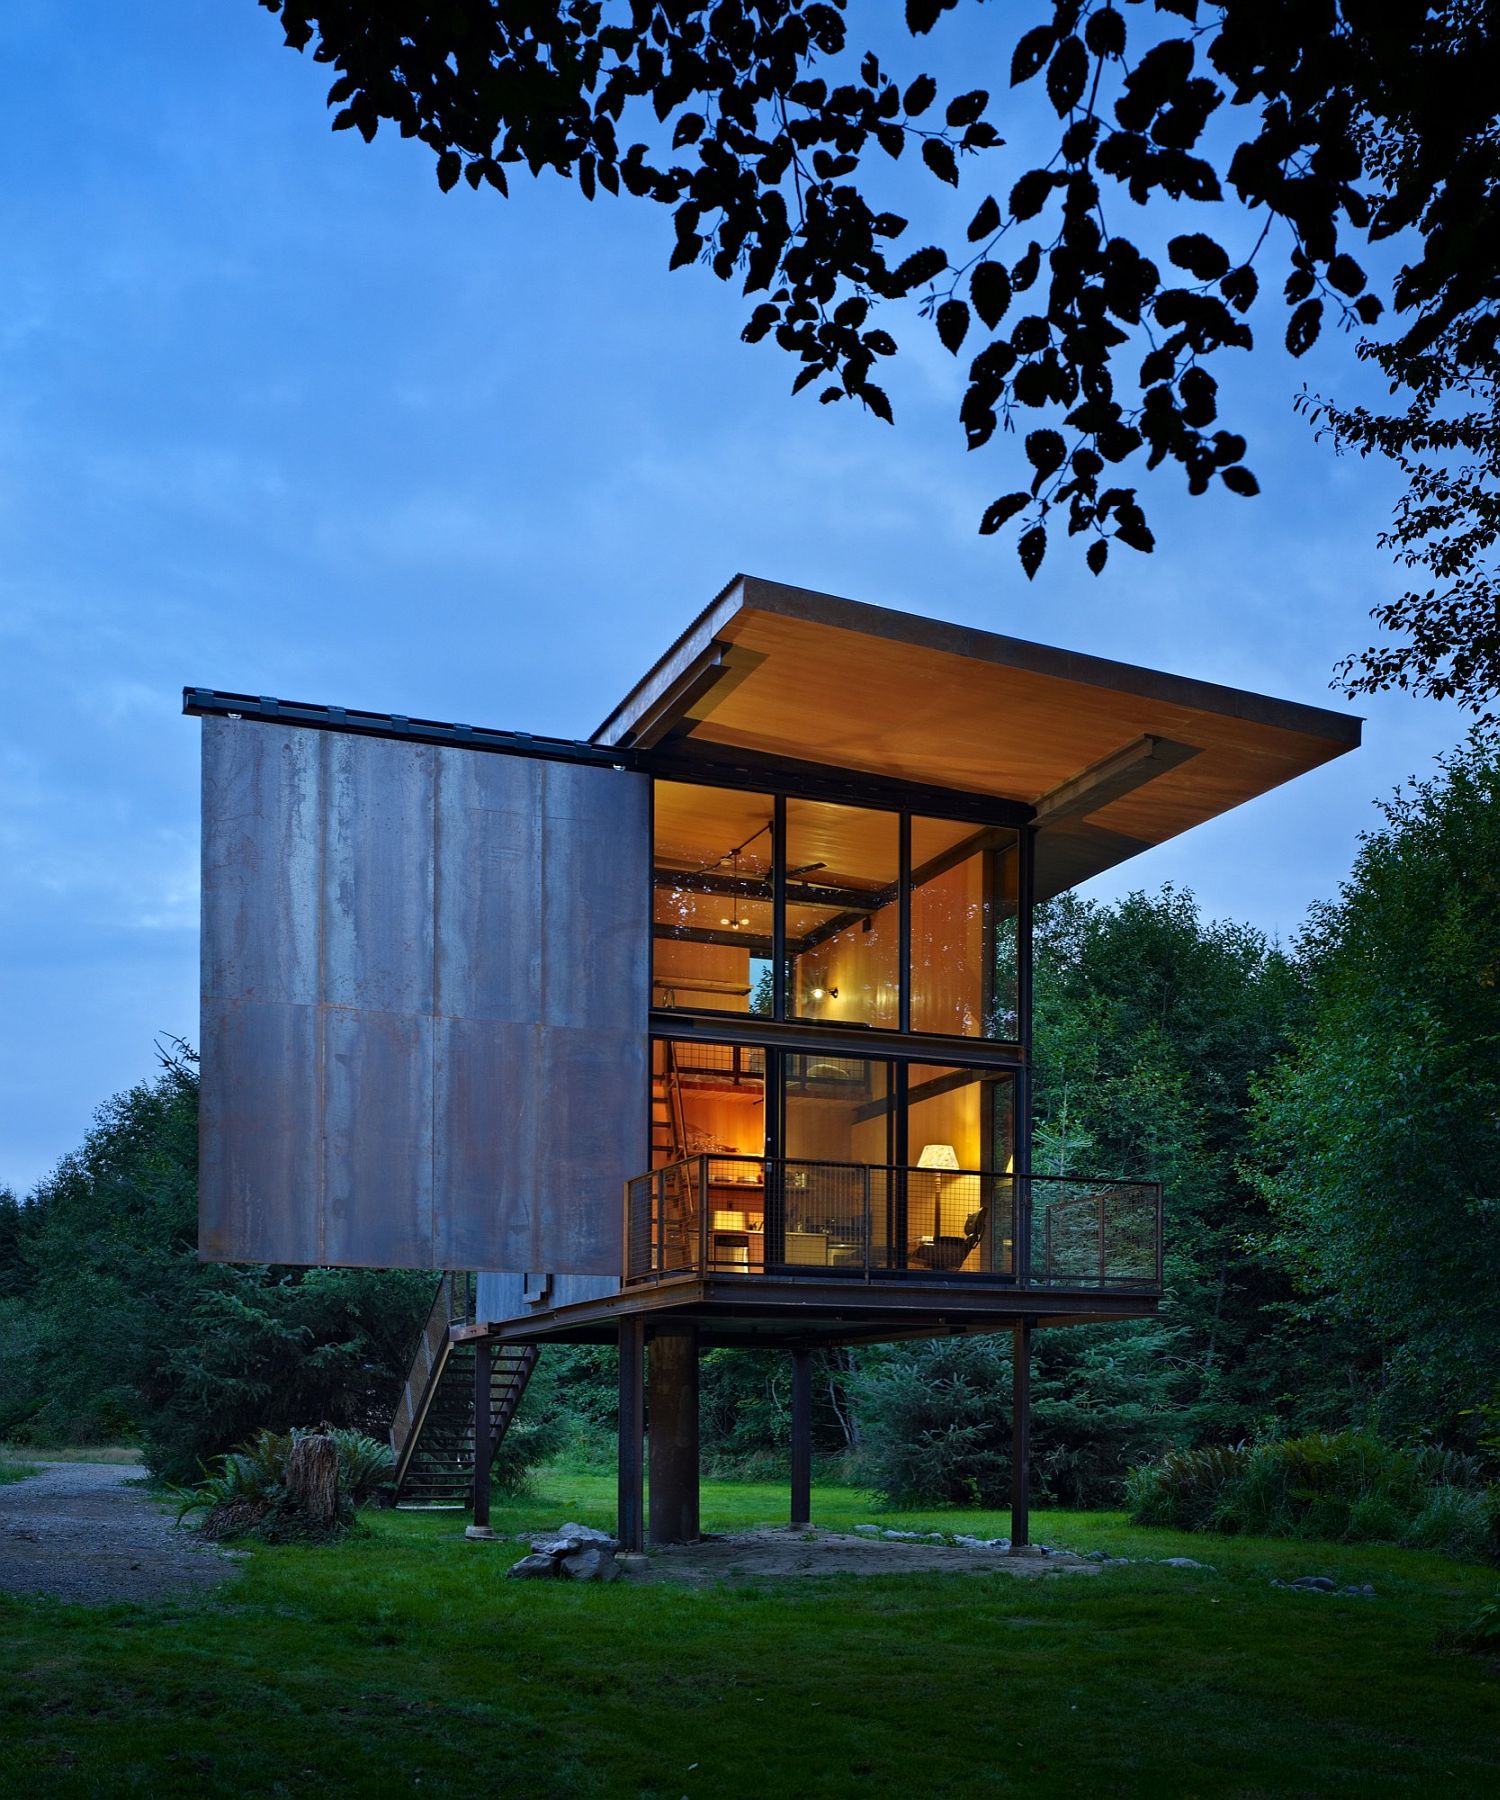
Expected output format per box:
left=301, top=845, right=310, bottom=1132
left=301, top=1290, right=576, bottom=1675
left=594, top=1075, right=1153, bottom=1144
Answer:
left=917, top=1142, right=960, bottom=1171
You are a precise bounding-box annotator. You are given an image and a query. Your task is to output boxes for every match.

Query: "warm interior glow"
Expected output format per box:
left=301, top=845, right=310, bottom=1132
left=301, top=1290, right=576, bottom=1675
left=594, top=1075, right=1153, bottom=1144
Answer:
left=917, top=1142, right=961, bottom=1171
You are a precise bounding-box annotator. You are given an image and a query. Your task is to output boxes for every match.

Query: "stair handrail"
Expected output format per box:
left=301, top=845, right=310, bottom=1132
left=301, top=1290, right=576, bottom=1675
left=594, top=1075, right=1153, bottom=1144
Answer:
left=391, top=1271, right=462, bottom=1487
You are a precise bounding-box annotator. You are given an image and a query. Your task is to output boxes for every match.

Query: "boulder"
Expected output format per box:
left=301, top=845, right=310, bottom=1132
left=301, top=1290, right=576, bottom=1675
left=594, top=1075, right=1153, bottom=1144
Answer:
left=530, top=1521, right=620, bottom=1556
left=560, top=1545, right=620, bottom=1583
left=1160, top=1557, right=1212, bottom=1570
left=507, top=1553, right=559, bottom=1580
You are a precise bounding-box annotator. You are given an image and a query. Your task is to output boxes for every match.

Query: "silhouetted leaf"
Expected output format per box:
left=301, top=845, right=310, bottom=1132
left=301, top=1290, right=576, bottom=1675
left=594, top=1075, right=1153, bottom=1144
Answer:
left=1046, top=36, right=1089, bottom=116
left=1221, top=465, right=1260, bottom=496
left=1087, top=538, right=1109, bottom=574
left=979, top=492, right=1029, bottom=533
left=1009, top=169, right=1052, bottom=220
left=1287, top=297, right=1323, bottom=356
left=1327, top=253, right=1366, bottom=296
left=1220, top=265, right=1257, bottom=312
left=937, top=299, right=970, bottom=354
left=922, top=138, right=959, bottom=186
left=1025, top=429, right=1066, bottom=475
left=967, top=194, right=1001, bottom=241
left=1018, top=525, right=1047, bottom=577
left=1085, top=9, right=1126, bottom=57
left=1168, top=234, right=1229, bottom=280
left=436, top=150, right=461, bottom=192
left=904, top=73, right=938, bottom=116
left=1010, top=26, right=1054, bottom=86
left=971, top=260, right=1012, bottom=328
left=863, top=383, right=895, bottom=423
left=946, top=90, right=988, bottom=127
left=889, top=246, right=949, bottom=295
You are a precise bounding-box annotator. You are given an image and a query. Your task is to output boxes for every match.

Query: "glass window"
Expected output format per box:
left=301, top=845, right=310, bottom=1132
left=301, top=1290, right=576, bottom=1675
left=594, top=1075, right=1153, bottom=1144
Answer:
left=905, top=1066, right=1015, bottom=1274
left=653, top=782, right=774, bottom=1015
left=784, top=799, right=899, bottom=1029
left=781, top=1055, right=893, bottom=1269
left=909, top=818, right=1020, bottom=1040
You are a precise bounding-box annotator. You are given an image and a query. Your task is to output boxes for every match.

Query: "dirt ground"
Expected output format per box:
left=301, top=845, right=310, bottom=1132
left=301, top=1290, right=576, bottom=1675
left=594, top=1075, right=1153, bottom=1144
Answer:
left=626, top=1527, right=1100, bottom=1584
left=0, top=1461, right=242, bottom=1604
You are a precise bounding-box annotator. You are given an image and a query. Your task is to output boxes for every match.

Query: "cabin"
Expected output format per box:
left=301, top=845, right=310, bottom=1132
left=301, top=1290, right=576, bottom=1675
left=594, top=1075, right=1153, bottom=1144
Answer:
left=188, top=574, right=1360, bottom=1549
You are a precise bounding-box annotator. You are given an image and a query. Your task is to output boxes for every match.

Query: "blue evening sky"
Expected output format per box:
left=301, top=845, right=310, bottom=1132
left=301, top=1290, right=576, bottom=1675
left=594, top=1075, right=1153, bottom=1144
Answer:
left=0, top=3, right=1466, bottom=1195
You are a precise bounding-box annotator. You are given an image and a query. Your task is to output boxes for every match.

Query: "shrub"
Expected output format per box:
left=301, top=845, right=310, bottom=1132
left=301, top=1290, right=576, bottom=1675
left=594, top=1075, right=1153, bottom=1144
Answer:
left=179, top=1425, right=393, bottom=1543
left=854, top=1339, right=1013, bottom=1508
left=1123, top=1442, right=1250, bottom=1531
left=1127, top=1430, right=1499, bottom=1563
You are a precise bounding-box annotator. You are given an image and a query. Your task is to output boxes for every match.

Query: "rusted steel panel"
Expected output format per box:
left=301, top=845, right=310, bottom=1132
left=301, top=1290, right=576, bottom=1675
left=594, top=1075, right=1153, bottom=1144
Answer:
left=536, top=1022, right=647, bottom=1274
left=540, top=759, right=649, bottom=1033
left=199, top=716, right=650, bottom=1271
left=199, top=997, right=321, bottom=1264
left=433, top=747, right=543, bottom=1024
left=201, top=719, right=321, bottom=1005
left=323, top=733, right=436, bottom=1016
left=433, top=1016, right=538, bottom=1271
left=321, top=1007, right=435, bottom=1265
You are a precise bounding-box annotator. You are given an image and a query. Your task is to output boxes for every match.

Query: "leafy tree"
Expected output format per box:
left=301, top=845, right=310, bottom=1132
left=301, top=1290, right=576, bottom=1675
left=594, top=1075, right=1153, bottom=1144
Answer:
left=1251, top=731, right=1500, bottom=1433
left=260, top=0, right=1499, bottom=707
left=10, top=1044, right=432, bottom=1479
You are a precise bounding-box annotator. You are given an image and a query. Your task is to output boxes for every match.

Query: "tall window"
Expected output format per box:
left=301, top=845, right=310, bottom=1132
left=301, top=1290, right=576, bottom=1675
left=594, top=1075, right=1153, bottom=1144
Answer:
left=653, top=782, right=774, bottom=1015
left=909, top=819, right=1020, bottom=1039
left=784, top=798, right=899, bottom=1029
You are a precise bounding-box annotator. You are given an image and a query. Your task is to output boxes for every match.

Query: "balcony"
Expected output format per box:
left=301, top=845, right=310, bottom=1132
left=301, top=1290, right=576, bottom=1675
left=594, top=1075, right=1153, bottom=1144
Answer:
left=624, top=1154, right=1161, bottom=1295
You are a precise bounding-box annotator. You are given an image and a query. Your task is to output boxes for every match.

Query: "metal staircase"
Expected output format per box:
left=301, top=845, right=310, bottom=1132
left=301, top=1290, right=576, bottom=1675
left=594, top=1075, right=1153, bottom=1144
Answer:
left=390, top=1272, right=540, bottom=1507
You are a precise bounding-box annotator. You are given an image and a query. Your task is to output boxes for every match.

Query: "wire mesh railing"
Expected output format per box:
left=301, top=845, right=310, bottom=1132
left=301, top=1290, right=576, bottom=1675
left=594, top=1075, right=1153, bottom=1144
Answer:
left=623, top=1158, right=1161, bottom=1291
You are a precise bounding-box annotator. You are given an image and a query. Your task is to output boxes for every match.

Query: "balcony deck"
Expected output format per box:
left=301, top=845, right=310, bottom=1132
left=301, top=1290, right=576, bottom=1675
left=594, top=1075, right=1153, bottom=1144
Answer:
left=459, top=1156, right=1162, bottom=1351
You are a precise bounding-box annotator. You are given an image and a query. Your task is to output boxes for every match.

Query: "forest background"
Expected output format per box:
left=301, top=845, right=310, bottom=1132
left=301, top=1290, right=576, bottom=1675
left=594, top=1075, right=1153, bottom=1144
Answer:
left=3, top=733, right=1495, bottom=1521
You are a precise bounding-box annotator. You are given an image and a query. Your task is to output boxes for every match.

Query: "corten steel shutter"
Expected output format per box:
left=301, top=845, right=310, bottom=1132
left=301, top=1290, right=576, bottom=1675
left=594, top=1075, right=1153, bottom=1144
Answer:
left=198, top=717, right=649, bottom=1271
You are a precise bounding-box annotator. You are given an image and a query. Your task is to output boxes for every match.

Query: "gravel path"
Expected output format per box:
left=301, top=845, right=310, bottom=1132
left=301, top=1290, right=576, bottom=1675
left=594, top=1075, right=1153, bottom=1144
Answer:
left=0, top=1461, right=242, bottom=1604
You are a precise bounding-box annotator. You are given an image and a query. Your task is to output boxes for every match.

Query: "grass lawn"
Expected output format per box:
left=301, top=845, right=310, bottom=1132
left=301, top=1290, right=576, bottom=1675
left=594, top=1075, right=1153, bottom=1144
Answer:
left=0, top=1456, right=38, bottom=1485
left=2, top=1464, right=1496, bottom=1798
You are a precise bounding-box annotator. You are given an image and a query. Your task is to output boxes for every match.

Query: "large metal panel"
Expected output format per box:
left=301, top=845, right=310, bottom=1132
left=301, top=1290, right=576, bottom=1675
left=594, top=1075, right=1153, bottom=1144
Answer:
left=199, top=997, right=321, bottom=1264
left=201, top=719, right=321, bottom=1006
left=198, top=715, right=650, bottom=1270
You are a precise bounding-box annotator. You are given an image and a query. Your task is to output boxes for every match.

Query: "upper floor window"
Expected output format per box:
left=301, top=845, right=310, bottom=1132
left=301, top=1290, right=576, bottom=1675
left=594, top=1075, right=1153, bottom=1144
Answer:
left=652, top=779, right=1022, bottom=1042
left=652, top=781, right=774, bottom=1015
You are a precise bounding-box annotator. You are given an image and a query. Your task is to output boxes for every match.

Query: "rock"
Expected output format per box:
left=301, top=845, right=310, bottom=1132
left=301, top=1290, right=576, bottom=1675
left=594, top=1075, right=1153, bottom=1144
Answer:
left=882, top=1530, right=921, bottom=1540
left=507, top=1553, right=558, bottom=1580
left=1287, top=1575, right=1336, bottom=1592
left=1340, top=1583, right=1376, bottom=1597
left=853, top=1524, right=880, bottom=1536
left=530, top=1521, right=619, bottom=1556
left=954, top=1534, right=1004, bottom=1549
left=1160, top=1557, right=1212, bottom=1570
left=559, top=1545, right=620, bottom=1583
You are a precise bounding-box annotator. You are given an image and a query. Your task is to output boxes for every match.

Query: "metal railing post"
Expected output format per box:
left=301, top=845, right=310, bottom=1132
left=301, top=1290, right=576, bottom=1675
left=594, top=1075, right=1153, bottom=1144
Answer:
left=698, top=1155, right=710, bottom=1275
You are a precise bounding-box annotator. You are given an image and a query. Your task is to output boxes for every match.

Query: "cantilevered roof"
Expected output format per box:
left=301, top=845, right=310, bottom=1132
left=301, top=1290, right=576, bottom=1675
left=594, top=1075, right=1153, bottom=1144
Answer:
left=595, top=574, right=1361, bottom=900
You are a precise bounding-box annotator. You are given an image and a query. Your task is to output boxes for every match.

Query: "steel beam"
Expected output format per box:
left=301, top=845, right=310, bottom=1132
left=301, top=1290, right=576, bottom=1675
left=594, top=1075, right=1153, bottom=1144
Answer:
left=617, top=1317, right=646, bottom=1553
left=790, top=1348, right=813, bottom=1528
left=466, top=1338, right=495, bottom=1540
left=648, top=1325, right=701, bottom=1545
left=1010, top=1317, right=1033, bottom=1552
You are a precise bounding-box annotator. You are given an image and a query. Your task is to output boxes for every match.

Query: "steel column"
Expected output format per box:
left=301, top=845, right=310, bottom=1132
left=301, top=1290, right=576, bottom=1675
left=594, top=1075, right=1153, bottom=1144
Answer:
left=648, top=1324, right=701, bottom=1545
left=617, top=1317, right=646, bottom=1552
left=790, top=1348, right=813, bottom=1528
left=465, top=1337, right=495, bottom=1541
left=1010, top=1317, right=1033, bottom=1551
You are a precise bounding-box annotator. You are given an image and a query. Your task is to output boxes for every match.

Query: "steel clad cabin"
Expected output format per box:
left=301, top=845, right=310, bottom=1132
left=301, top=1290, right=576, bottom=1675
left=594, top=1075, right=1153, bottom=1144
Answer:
left=189, top=574, right=1360, bottom=1548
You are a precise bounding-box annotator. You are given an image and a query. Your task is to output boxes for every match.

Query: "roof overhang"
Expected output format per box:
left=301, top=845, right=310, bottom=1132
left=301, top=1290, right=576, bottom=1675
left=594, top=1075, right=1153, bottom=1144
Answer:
left=596, top=574, right=1362, bottom=899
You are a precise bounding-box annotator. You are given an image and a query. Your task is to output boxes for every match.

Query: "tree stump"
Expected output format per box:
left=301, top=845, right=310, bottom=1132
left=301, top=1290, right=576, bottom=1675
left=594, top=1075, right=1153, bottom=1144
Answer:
left=285, top=1431, right=341, bottom=1527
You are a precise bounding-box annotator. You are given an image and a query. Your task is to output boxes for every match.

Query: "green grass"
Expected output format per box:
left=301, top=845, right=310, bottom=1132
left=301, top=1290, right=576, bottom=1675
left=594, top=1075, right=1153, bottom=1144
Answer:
left=2, top=1465, right=1496, bottom=1797
left=0, top=1457, right=38, bottom=1486
left=0, top=1440, right=141, bottom=1464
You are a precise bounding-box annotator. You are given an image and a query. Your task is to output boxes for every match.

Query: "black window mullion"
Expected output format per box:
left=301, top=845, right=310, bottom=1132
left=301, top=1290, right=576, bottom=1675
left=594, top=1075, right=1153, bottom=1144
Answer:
left=897, top=811, right=912, bottom=1036
left=772, top=792, right=787, bottom=1021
